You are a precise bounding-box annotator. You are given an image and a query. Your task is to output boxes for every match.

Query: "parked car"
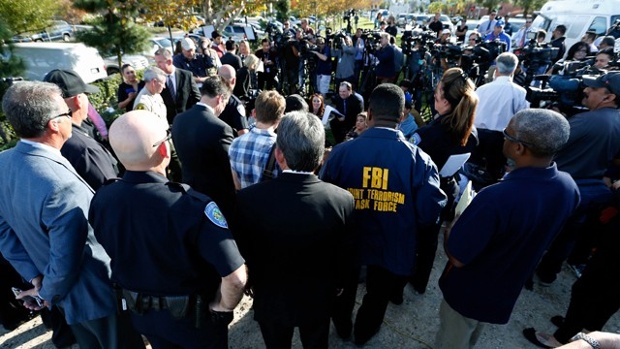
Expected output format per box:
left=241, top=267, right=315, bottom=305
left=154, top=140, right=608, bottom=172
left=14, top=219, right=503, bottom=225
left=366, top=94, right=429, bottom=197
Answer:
left=11, top=20, right=73, bottom=43
left=31, top=20, right=73, bottom=42
left=103, top=54, right=149, bottom=75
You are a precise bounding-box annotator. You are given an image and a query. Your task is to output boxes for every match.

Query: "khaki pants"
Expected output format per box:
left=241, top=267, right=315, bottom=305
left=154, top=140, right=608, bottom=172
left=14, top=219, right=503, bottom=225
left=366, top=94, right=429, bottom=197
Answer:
left=435, top=299, right=486, bottom=349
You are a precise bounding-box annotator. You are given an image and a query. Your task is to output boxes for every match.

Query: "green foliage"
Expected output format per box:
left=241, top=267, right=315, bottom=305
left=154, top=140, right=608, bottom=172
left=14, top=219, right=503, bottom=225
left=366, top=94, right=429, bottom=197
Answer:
left=275, top=0, right=290, bottom=23
left=0, top=21, right=25, bottom=146
left=482, top=0, right=501, bottom=12
left=514, top=0, right=546, bottom=16
left=0, top=0, right=61, bottom=35
left=74, top=0, right=151, bottom=69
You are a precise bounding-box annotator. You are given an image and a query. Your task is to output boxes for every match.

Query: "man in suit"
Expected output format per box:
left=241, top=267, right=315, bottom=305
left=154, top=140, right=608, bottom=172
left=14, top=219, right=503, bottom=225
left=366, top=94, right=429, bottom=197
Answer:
left=43, top=69, right=119, bottom=191
left=220, top=40, right=242, bottom=71
left=234, top=111, right=356, bottom=348
left=154, top=47, right=201, bottom=125
left=172, top=76, right=236, bottom=219
left=0, top=81, right=143, bottom=348
left=330, top=81, right=364, bottom=144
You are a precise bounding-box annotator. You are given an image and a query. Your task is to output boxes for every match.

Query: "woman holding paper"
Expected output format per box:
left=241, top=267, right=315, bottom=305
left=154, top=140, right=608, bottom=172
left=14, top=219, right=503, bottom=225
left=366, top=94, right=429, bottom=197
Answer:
left=403, top=67, right=479, bottom=295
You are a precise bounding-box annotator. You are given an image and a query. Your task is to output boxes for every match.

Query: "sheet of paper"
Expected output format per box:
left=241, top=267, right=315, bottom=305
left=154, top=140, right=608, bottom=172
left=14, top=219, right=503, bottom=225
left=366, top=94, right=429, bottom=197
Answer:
left=322, top=105, right=343, bottom=126
left=454, top=180, right=474, bottom=217
left=439, top=153, right=471, bottom=178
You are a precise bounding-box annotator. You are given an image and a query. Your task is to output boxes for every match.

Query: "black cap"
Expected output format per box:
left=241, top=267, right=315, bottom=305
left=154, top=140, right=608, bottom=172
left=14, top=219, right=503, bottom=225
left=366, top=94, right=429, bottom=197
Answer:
left=582, top=72, right=620, bottom=96
left=43, top=69, right=100, bottom=98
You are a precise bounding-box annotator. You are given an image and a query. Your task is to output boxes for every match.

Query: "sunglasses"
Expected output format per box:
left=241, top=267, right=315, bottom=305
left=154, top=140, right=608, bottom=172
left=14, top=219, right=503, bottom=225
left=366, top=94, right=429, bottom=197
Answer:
left=503, top=128, right=532, bottom=146
left=54, top=109, right=72, bottom=120
left=152, top=129, right=172, bottom=148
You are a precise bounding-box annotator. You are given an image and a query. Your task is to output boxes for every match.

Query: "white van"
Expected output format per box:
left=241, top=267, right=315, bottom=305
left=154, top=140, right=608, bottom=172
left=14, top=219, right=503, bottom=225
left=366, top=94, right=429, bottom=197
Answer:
left=533, top=0, right=620, bottom=52
left=11, top=43, right=108, bottom=83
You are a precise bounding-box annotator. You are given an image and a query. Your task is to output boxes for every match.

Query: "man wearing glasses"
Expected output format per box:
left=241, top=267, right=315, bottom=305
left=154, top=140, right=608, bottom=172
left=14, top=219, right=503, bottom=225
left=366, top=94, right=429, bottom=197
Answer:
left=0, top=81, right=144, bottom=348
left=511, top=17, right=535, bottom=49
left=436, top=109, right=579, bottom=349
left=44, top=69, right=119, bottom=191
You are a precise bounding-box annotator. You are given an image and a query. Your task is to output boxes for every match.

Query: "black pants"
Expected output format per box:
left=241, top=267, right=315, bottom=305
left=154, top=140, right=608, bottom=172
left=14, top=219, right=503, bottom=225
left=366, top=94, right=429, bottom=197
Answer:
left=258, top=318, right=330, bottom=349
left=331, top=264, right=360, bottom=338
left=131, top=308, right=227, bottom=349
left=354, top=265, right=407, bottom=344
left=536, top=181, right=611, bottom=283
left=70, top=311, right=144, bottom=349
left=553, top=213, right=620, bottom=343
left=470, top=129, right=505, bottom=180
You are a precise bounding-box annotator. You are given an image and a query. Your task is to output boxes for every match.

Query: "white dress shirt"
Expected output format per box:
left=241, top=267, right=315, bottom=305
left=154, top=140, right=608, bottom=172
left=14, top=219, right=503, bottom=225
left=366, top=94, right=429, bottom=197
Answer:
left=474, top=75, right=530, bottom=131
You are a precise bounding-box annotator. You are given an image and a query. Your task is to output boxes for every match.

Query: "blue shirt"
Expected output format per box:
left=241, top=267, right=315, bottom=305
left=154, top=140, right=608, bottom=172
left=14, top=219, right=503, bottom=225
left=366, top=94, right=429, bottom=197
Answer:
left=484, top=31, right=511, bottom=52
left=439, top=164, right=579, bottom=323
left=320, top=127, right=446, bottom=275
left=315, top=45, right=332, bottom=75
left=229, top=127, right=278, bottom=188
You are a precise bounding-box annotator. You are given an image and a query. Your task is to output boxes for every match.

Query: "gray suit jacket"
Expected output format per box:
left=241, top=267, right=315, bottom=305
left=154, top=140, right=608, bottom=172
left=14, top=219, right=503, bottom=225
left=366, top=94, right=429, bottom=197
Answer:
left=0, top=141, right=116, bottom=325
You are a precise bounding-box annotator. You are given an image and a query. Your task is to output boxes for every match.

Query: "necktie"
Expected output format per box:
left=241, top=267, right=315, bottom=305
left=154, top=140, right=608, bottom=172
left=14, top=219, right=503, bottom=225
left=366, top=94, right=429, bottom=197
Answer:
left=343, top=99, right=347, bottom=116
left=520, top=30, right=526, bottom=47
left=167, top=74, right=175, bottom=97
left=486, top=21, right=492, bottom=32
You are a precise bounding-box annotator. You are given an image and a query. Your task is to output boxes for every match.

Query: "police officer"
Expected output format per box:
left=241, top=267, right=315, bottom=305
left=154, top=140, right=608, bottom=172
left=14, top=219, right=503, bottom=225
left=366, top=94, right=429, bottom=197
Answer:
left=89, top=110, right=247, bottom=349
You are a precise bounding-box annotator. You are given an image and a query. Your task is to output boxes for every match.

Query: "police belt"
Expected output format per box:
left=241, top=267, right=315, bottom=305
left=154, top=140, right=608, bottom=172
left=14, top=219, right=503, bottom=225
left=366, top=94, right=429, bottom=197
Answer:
left=122, top=289, right=194, bottom=319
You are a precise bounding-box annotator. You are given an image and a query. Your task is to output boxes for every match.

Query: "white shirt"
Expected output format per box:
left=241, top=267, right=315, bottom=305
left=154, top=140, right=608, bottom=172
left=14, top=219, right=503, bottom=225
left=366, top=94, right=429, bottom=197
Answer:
left=512, top=26, right=535, bottom=48
left=478, top=19, right=497, bottom=36
left=474, top=75, right=530, bottom=131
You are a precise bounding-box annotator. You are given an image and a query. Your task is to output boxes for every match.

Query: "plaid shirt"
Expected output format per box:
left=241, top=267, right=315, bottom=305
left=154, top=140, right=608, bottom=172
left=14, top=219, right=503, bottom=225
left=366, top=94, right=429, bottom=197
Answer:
left=229, top=127, right=278, bottom=189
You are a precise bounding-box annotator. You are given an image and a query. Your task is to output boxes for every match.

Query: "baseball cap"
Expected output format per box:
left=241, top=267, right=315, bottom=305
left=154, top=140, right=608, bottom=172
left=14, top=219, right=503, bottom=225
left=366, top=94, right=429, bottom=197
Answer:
left=495, top=20, right=505, bottom=27
left=181, top=37, right=195, bottom=50
left=441, top=29, right=451, bottom=35
left=43, top=69, right=100, bottom=98
left=582, top=72, right=620, bottom=96
left=211, top=30, right=222, bottom=39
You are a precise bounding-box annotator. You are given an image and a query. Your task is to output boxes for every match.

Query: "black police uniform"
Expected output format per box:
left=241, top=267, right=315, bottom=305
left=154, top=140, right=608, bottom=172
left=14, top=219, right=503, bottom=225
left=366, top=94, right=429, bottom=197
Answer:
left=89, top=171, right=245, bottom=349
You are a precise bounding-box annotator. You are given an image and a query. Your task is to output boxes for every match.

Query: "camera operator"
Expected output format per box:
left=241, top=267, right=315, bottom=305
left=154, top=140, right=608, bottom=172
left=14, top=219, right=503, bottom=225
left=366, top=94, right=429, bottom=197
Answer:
left=547, top=42, right=595, bottom=107
left=598, top=36, right=617, bottom=51
left=550, top=25, right=567, bottom=64
left=456, top=18, right=468, bottom=43
left=406, top=39, right=431, bottom=112
left=484, top=20, right=511, bottom=52
left=281, top=32, right=302, bottom=95
left=386, top=15, right=398, bottom=37
left=391, top=36, right=404, bottom=78
left=582, top=31, right=599, bottom=53
left=428, top=13, right=444, bottom=36
left=594, top=48, right=615, bottom=70
left=535, top=72, right=620, bottom=287
left=300, top=18, right=315, bottom=38
left=375, top=33, right=397, bottom=83
left=255, top=38, right=277, bottom=90
left=353, top=28, right=366, bottom=89
left=437, top=29, right=452, bottom=45
left=311, top=37, right=332, bottom=97
left=334, top=36, right=357, bottom=88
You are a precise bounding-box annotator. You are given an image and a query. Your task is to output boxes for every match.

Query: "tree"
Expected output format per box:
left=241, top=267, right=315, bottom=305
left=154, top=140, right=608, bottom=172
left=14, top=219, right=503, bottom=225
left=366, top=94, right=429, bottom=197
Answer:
left=0, top=0, right=61, bottom=35
left=0, top=21, right=24, bottom=145
left=73, top=0, right=151, bottom=70
left=428, top=2, right=444, bottom=14
left=482, top=0, right=501, bottom=12
left=514, top=0, right=546, bottom=17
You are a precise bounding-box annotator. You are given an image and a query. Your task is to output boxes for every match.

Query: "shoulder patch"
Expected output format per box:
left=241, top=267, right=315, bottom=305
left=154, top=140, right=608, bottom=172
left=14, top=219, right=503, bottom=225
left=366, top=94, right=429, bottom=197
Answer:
left=411, top=133, right=421, bottom=145
left=204, top=201, right=228, bottom=229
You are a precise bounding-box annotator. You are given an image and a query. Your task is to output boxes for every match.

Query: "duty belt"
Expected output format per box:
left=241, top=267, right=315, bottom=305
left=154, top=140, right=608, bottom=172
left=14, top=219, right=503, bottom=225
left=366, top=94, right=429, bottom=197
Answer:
left=121, top=289, right=191, bottom=319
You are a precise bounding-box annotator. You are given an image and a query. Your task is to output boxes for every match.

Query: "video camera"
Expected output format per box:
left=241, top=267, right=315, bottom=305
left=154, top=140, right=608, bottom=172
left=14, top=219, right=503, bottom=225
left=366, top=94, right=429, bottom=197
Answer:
left=328, top=29, right=349, bottom=50
left=400, top=29, right=435, bottom=55
left=360, top=29, right=382, bottom=53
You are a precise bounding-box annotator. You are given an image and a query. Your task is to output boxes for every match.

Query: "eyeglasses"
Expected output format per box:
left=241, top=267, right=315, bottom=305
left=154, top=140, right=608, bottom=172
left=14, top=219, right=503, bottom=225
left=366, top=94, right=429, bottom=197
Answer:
left=152, top=129, right=172, bottom=147
left=54, top=109, right=72, bottom=120
left=503, top=128, right=532, bottom=146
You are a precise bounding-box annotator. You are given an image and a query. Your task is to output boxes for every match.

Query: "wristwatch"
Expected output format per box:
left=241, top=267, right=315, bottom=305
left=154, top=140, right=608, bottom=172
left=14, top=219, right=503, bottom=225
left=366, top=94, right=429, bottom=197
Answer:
left=571, top=332, right=601, bottom=349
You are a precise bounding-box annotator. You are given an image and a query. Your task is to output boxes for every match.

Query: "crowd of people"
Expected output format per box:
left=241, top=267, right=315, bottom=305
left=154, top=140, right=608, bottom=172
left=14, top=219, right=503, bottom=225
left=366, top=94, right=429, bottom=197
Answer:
left=1, top=12, right=620, bottom=349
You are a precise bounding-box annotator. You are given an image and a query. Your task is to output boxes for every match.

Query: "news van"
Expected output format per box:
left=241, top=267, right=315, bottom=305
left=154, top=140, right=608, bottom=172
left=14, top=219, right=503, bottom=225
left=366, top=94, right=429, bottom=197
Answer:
left=532, top=0, right=620, bottom=53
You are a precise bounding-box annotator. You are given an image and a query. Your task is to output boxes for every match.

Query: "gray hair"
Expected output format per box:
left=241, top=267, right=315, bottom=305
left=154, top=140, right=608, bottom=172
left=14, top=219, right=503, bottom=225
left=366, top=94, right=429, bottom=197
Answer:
left=496, top=52, right=519, bottom=75
left=154, top=47, right=173, bottom=60
left=143, top=66, right=166, bottom=82
left=511, top=109, right=570, bottom=157
left=276, top=111, right=325, bottom=171
left=2, top=81, right=64, bottom=138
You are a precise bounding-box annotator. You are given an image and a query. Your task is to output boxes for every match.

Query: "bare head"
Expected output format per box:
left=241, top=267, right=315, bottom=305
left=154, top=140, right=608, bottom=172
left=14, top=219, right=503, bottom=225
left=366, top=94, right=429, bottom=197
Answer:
left=109, top=110, right=170, bottom=173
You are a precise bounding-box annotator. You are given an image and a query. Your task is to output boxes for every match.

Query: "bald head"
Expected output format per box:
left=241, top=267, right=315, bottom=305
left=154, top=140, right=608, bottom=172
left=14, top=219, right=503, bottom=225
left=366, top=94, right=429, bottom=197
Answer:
left=218, top=65, right=236, bottom=89
left=109, top=110, right=170, bottom=171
